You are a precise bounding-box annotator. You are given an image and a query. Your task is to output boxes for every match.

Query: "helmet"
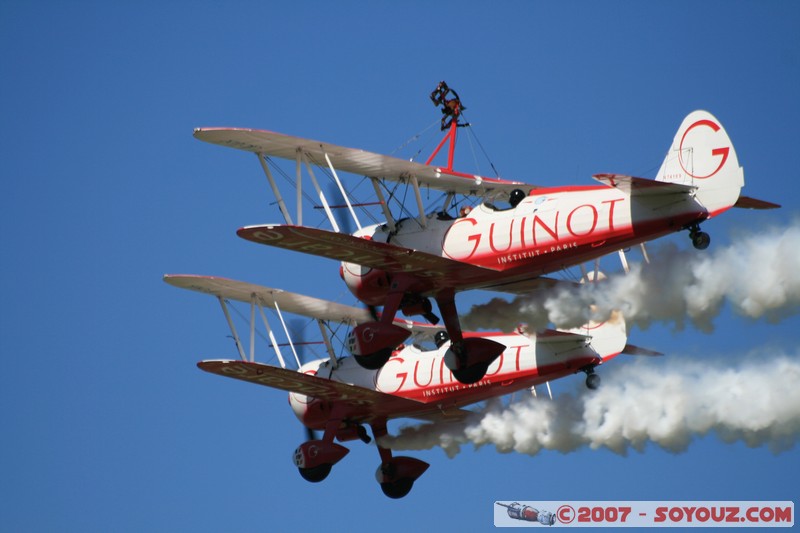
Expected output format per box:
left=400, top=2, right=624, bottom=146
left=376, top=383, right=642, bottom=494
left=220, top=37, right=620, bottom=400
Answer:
left=434, top=330, right=450, bottom=348
left=509, top=189, right=525, bottom=207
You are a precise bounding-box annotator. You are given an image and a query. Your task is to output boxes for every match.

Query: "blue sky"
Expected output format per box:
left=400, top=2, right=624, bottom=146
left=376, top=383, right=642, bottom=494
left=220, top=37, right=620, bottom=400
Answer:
left=1, top=1, right=798, bottom=531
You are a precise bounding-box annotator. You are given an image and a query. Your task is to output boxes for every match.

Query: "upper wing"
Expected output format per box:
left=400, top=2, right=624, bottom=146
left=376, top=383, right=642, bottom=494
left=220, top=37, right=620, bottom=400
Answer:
left=163, top=274, right=444, bottom=339
left=194, top=127, right=532, bottom=196
left=198, top=359, right=470, bottom=422
left=164, top=274, right=371, bottom=324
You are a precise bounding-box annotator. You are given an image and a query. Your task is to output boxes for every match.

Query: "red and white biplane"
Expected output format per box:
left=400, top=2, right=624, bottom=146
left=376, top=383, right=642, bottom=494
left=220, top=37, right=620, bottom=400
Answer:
left=164, top=273, right=651, bottom=498
left=189, top=82, right=777, bottom=382
left=167, top=83, right=777, bottom=497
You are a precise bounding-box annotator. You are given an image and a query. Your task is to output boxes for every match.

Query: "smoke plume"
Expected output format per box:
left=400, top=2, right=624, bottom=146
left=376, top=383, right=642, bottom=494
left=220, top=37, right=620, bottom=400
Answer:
left=462, top=222, right=800, bottom=333
left=382, top=354, right=800, bottom=457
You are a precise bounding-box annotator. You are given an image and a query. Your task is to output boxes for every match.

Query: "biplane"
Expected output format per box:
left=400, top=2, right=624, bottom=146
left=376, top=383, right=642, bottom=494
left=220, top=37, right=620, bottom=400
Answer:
left=190, top=82, right=777, bottom=384
left=164, top=274, right=652, bottom=498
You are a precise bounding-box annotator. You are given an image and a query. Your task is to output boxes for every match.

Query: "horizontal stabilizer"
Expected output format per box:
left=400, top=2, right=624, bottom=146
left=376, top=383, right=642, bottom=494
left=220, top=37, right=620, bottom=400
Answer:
left=593, top=173, right=696, bottom=196
left=536, top=328, right=591, bottom=344
left=734, top=196, right=781, bottom=210
left=621, top=343, right=663, bottom=357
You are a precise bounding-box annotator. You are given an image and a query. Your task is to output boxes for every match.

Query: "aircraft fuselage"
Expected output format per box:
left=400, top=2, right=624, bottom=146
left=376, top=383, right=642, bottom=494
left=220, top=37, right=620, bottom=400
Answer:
left=342, top=185, right=707, bottom=306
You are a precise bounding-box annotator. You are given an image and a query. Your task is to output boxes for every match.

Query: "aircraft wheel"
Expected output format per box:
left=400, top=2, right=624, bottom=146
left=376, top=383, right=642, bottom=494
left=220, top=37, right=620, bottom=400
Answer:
left=452, top=362, right=489, bottom=385
left=354, top=347, right=393, bottom=370
left=586, top=373, right=601, bottom=390
left=298, top=463, right=332, bottom=483
left=380, top=478, right=414, bottom=499
left=692, top=231, right=711, bottom=250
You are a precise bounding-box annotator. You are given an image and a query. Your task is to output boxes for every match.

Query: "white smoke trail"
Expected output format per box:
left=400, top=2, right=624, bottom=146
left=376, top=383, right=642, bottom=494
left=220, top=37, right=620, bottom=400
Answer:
left=383, top=354, right=800, bottom=457
left=462, top=221, right=800, bottom=333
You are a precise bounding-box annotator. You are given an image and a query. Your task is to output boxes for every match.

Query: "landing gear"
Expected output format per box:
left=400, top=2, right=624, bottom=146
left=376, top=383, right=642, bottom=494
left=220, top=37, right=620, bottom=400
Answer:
left=582, top=365, right=601, bottom=390
left=354, top=347, right=393, bottom=370
left=298, top=463, right=332, bottom=483
left=347, top=322, right=411, bottom=370
left=372, top=421, right=429, bottom=499
left=443, top=338, right=504, bottom=384
left=380, top=474, right=415, bottom=499
left=293, top=417, right=350, bottom=485
left=452, top=361, right=489, bottom=385
left=437, top=292, right=505, bottom=384
left=293, top=417, right=430, bottom=498
left=688, top=224, right=711, bottom=250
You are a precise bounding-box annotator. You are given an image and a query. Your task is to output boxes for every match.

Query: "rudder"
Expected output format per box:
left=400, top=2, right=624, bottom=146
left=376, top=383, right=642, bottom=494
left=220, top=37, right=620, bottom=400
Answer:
left=655, top=110, right=744, bottom=217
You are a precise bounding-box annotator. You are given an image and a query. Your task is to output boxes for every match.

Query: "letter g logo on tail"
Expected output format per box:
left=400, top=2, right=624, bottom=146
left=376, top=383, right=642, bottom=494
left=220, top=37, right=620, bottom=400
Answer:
left=679, top=119, right=730, bottom=179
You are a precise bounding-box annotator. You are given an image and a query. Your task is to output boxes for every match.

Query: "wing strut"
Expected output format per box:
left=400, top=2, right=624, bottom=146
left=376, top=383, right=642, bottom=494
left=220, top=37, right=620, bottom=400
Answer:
left=618, top=249, right=630, bottom=274
left=295, top=151, right=303, bottom=225
left=249, top=294, right=256, bottom=362
left=273, top=297, right=303, bottom=368
left=618, top=243, right=651, bottom=274
left=255, top=297, right=288, bottom=369
left=317, top=319, right=339, bottom=368
left=301, top=152, right=340, bottom=232
left=371, top=178, right=396, bottom=232
left=529, top=382, right=553, bottom=400
left=218, top=297, right=247, bottom=361
left=324, top=152, right=362, bottom=232
left=409, top=175, right=427, bottom=228
left=256, top=153, right=294, bottom=225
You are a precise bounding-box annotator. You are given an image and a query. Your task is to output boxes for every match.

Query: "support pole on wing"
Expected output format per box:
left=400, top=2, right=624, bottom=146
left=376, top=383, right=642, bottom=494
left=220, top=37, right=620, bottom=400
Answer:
left=249, top=294, right=257, bottom=362
left=317, top=319, right=339, bottom=368
left=273, top=298, right=302, bottom=368
left=218, top=297, right=247, bottom=362
left=409, top=175, right=427, bottom=228
left=302, top=152, right=340, bottom=233
left=256, top=298, right=287, bottom=369
left=371, top=178, right=396, bottom=232
left=257, top=153, right=293, bottom=225
left=295, top=149, right=303, bottom=226
left=442, top=192, right=455, bottom=213
left=618, top=249, right=630, bottom=274
left=640, top=243, right=651, bottom=264
left=324, top=152, right=363, bottom=232
left=435, top=289, right=464, bottom=347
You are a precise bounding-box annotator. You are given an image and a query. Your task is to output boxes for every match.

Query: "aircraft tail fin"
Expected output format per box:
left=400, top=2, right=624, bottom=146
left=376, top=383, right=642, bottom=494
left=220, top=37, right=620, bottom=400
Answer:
left=564, top=310, right=628, bottom=362
left=655, top=110, right=744, bottom=217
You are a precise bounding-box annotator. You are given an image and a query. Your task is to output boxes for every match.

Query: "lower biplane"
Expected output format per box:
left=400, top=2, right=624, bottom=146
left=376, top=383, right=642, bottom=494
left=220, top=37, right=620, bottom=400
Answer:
left=164, top=274, right=656, bottom=498
left=192, top=83, right=778, bottom=385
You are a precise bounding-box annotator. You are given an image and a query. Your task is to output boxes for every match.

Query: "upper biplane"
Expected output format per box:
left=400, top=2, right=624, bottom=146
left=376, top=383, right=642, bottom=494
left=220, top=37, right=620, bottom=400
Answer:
left=191, top=82, right=778, bottom=385
left=164, top=273, right=655, bottom=498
